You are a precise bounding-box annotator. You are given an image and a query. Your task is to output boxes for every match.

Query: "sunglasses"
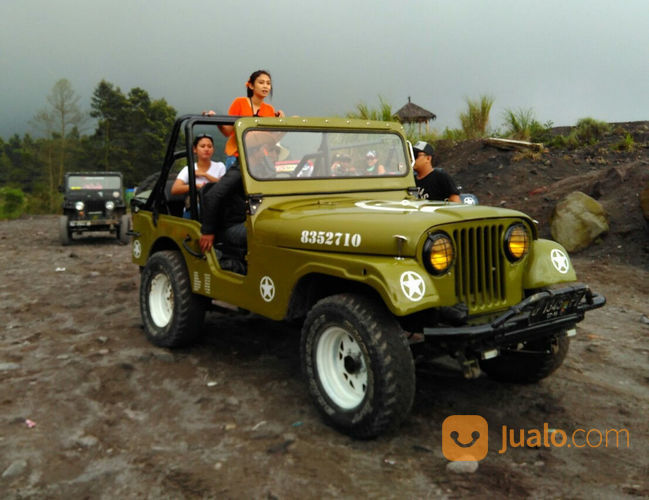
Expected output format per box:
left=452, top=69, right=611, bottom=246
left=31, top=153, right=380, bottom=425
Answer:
left=193, top=133, right=214, bottom=147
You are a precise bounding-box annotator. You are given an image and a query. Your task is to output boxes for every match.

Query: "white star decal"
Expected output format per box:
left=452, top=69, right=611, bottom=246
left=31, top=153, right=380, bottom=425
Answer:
left=400, top=271, right=425, bottom=302
left=260, top=276, right=276, bottom=302
left=550, top=249, right=570, bottom=274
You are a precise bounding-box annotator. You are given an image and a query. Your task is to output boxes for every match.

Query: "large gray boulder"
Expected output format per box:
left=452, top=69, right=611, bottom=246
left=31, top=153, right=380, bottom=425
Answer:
left=550, top=191, right=609, bottom=252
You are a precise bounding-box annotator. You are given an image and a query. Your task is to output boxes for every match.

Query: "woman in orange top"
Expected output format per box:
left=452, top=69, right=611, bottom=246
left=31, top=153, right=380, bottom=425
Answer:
left=215, top=70, right=285, bottom=169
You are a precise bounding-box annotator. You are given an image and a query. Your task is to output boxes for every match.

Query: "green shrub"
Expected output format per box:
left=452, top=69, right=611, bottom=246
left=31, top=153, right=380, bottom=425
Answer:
left=459, top=95, right=494, bottom=139
left=547, top=117, right=611, bottom=150
left=26, top=188, right=56, bottom=214
left=529, top=120, right=554, bottom=144
left=346, top=96, right=396, bottom=121
left=547, top=133, right=579, bottom=149
left=502, top=108, right=536, bottom=140
left=573, top=117, right=611, bottom=145
left=440, top=127, right=466, bottom=141
left=0, top=187, right=27, bottom=219
left=612, top=133, right=635, bottom=151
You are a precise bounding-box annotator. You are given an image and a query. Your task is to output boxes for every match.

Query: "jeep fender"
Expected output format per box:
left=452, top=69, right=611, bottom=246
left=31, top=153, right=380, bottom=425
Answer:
left=523, top=239, right=577, bottom=289
left=291, top=255, right=457, bottom=318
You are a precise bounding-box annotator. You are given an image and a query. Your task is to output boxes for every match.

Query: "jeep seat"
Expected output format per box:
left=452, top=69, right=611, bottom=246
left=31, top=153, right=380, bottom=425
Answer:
left=164, top=179, right=185, bottom=217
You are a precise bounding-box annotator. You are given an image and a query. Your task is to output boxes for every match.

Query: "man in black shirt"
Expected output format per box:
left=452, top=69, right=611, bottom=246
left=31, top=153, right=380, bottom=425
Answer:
left=199, top=131, right=277, bottom=256
left=412, top=141, right=460, bottom=202
left=199, top=162, right=247, bottom=254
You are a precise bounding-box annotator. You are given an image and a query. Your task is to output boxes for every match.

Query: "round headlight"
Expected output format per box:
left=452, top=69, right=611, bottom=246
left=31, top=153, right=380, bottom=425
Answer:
left=105, top=201, right=115, bottom=211
left=75, top=201, right=85, bottom=211
left=505, top=223, right=530, bottom=261
left=423, top=232, right=454, bottom=275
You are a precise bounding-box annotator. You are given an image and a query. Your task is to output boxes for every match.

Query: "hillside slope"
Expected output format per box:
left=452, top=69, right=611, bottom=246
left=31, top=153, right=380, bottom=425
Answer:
left=437, top=121, right=649, bottom=267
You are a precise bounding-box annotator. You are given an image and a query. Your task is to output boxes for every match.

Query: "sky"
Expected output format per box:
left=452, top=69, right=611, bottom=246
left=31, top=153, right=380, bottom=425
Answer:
left=1, top=0, right=648, bottom=139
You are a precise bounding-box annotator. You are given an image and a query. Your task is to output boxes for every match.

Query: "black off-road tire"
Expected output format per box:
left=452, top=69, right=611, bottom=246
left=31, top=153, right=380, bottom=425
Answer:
left=118, top=214, right=130, bottom=244
left=59, top=215, right=71, bottom=245
left=301, top=293, right=415, bottom=439
left=140, top=250, right=207, bottom=347
left=479, top=334, right=570, bottom=383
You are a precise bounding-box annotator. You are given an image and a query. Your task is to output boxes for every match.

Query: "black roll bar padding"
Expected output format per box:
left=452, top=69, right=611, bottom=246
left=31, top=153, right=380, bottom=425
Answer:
left=145, top=114, right=238, bottom=218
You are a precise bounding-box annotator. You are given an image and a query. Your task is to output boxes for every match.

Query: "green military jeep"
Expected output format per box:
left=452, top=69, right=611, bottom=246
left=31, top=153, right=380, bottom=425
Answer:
left=59, top=171, right=130, bottom=245
left=130, top=115, right=605, bottom=438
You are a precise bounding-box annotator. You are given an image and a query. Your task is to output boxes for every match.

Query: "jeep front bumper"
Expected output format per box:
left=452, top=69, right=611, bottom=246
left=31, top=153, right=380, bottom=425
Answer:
left=423, top=283, right=605, bottom=347
left=69, top=218, right=119, bottom=228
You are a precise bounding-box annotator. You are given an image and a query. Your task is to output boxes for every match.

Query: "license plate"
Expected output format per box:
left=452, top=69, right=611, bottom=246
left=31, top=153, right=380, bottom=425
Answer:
left=528, top=288, right=586, bottom=323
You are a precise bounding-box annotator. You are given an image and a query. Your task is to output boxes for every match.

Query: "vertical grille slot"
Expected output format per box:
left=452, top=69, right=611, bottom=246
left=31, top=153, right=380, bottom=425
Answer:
left=85, top=200, right=106, bottom=212
left=453, top=223, right=505, bottom=311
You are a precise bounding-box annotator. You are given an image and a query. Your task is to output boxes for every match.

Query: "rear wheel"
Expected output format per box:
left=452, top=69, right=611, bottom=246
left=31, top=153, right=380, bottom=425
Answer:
left=140, top=250, right=207, bottom=347
left=59, top=216, right=71, bottom=245
left=480, top=333, right=570, bottom=383
left=301, top=293, right=415, bottom=438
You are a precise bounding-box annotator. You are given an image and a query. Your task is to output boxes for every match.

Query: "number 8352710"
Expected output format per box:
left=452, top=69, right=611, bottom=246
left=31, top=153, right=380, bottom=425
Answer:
left=300, top=230, right=362, bottom=248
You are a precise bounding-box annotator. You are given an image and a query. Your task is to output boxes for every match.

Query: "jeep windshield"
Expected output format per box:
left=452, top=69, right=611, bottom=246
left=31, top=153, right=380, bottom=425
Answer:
left=242, top=129, right=410, bottom=180
left=67, top=175, right=122, bottom=190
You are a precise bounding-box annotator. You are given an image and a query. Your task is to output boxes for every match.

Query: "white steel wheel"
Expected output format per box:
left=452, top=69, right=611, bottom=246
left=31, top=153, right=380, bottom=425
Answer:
left=301, top=293, right=415, bottom=439
left=315, top=325, right=368, bottom=410
left=148, top=272, right=174, bottom=328
left=139, top=250, right=206, bottom=347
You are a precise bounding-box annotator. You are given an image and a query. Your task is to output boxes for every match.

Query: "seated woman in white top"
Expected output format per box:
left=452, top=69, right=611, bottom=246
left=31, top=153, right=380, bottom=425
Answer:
left=171, top=134, right=225, bottom=217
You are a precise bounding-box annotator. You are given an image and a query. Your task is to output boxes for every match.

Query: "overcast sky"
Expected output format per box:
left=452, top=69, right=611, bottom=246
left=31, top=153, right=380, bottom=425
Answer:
left=1, top=0, right=648, bottom=139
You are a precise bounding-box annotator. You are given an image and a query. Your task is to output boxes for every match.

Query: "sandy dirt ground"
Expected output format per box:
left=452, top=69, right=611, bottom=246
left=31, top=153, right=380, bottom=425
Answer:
left=1, top=215, right=647, bottom=499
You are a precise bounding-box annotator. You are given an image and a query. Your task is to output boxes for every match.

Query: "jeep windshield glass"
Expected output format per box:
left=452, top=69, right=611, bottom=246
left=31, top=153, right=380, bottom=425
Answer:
left=68, top=175, right=122, bottom=190
left=242, top=129, right=408, bottom=180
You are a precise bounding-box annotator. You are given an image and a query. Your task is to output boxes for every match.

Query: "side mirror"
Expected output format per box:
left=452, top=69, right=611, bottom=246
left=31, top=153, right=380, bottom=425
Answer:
left=57, top=185, right=64, bottom=193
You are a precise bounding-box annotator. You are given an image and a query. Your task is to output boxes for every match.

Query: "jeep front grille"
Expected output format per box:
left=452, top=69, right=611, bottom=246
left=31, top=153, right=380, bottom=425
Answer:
left=452, top=223, right=506, bottom=311
left=83, top=200, right=106, bottom=213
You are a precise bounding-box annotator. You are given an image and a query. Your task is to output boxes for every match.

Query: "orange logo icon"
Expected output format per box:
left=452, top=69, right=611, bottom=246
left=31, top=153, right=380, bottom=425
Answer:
left=442, top=415, right=488, bottom=461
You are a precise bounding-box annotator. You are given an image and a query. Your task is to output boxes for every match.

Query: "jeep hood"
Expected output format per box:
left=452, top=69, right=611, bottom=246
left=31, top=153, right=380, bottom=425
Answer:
left=254, top=197, right=532, bottom=256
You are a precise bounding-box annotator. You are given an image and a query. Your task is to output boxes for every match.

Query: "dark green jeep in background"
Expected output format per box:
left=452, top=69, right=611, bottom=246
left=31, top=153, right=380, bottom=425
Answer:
left=130, top=115, right=605, bottom=438
left=59, top=171, right=130, bottom=245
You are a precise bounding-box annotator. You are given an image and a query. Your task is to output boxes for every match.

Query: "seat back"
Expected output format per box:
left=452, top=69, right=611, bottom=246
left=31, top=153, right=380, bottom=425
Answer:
left=164, top=179, right=185, bottom=217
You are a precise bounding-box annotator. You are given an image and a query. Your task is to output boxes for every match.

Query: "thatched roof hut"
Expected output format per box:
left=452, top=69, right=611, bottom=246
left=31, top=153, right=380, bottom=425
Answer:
left=395, top=97, right=436, bottom=134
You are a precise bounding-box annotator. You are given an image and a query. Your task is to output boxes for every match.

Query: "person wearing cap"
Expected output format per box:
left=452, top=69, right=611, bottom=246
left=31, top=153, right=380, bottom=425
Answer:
left=364, top=150, right=385, bottom=175
left=412, top=141, right=460, bottom=203
left=332, top=154, right=357, bottom=176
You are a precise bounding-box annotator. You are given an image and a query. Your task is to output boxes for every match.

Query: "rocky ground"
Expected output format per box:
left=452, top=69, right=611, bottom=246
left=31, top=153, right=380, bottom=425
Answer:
left=1, top=122, right=648, bottom=498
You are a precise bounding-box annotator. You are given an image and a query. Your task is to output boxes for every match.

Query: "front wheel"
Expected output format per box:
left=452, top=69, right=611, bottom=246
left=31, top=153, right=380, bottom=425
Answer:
left=59, top=215, right=71, bottom=245
left=118, top=213, right=130, bottom=244
left=301, top=293, right=415, bottom=439
left=140, top=250, right=207, bottom=347
left=479, top=333, right=570, bottom=383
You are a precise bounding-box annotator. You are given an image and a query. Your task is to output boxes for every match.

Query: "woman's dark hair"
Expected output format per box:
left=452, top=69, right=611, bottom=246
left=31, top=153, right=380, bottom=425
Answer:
left=246, top=70, right=273, bottom=98
left=192, top=133, right=214, bottom=147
